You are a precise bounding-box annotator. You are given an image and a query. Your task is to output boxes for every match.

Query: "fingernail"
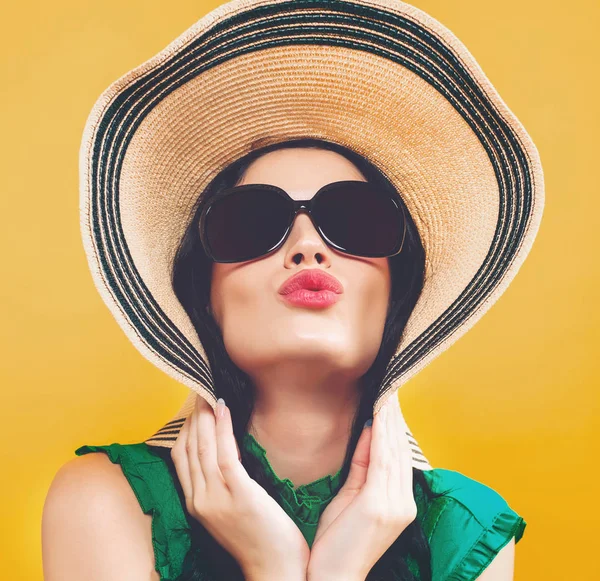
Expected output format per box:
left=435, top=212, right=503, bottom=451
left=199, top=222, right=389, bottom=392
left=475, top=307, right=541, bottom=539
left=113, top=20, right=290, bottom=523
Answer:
left=216, top=397, right=225, bottom=419
left=364, top=418, right=373, bottom=428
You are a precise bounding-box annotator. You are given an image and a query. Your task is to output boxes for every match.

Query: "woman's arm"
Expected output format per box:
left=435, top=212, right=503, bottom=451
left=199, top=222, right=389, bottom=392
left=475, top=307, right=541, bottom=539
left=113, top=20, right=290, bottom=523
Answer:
left=42, top=454, right=159, bottom=581
left=474, top=538, right=516, bottom=580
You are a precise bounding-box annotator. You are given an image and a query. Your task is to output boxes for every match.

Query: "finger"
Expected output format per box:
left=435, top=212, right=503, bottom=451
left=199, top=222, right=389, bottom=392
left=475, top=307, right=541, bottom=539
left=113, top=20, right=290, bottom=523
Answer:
left=214, top=399, right=248, bottom=495
left=383, top=396, right=401, bottom=496
left=235, top=437, right=241, bottom=462
left=366, top=395, right=389, bottom=489
left=343, top=421, right=373, bottom=492
left=382, top=397, right=400, bottom=487
left=395, top=400, right=414, bottom=493
left=387, top=396, right=401, bottom=463
left=389, top=396, right=413, bottom=495
left=171, top=413, right=193, bottom=505
left=195, top=394, right=225, bottom=494
left=187, top=395, right=207, bottom=495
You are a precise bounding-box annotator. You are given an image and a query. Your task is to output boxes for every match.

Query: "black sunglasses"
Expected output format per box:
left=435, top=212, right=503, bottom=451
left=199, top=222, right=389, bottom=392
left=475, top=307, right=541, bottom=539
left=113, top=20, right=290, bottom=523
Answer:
left=198, top=180, right=407, bottom=263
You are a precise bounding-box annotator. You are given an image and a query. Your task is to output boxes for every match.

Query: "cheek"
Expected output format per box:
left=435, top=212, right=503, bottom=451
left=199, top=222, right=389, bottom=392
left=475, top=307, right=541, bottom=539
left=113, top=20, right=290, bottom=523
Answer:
left=352, top=259, right=391, bottom=339
left=210, top=264, right=278, bottom=360
left=210, top=265, right=258, bottom=325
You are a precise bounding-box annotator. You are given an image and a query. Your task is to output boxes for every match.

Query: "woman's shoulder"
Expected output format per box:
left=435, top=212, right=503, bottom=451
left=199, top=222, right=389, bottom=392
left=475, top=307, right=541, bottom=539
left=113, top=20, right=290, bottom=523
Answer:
left=419, top=467, right=527, bottom=580
left=43, top=446, right=161, bottom=580
left=72, top=442, right=192, bottom=581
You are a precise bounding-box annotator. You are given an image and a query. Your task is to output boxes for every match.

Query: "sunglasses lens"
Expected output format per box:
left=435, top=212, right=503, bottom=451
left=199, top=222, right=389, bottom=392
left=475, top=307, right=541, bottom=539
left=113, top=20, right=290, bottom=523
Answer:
left=313, top=182, right=405, bottom=257
left=203, top=187, right=291, bottom=262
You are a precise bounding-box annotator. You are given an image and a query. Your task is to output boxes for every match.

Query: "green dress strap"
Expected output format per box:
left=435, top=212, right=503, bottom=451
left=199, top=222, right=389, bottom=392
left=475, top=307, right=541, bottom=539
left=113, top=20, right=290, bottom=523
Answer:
left=74, top=443, right=191, bottom=581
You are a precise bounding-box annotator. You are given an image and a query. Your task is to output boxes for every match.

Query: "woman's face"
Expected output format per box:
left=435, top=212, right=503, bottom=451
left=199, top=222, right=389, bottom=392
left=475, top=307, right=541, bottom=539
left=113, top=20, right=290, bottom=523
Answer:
left=209, top=147, right=391, bottom=386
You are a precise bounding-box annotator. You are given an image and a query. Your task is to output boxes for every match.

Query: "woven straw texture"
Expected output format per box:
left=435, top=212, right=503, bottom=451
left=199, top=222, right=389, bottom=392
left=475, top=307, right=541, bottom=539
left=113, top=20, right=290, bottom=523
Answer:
left=79, top=0, right=544, bottom=470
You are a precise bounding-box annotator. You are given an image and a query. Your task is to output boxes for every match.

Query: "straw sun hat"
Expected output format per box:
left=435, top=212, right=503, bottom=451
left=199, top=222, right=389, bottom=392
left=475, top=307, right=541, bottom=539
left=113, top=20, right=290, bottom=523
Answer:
left=79, top=0, right=544, bottom=471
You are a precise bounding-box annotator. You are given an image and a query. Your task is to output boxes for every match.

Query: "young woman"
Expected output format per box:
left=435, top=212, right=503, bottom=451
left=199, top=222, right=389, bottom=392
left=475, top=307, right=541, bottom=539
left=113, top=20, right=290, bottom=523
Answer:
left=43, top=0, right=543, bottom=579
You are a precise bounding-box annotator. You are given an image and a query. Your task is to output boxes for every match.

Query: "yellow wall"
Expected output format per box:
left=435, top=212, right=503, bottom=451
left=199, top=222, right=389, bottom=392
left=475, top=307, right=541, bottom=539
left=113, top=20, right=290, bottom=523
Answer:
left=1, top=0, right=597, bottom=579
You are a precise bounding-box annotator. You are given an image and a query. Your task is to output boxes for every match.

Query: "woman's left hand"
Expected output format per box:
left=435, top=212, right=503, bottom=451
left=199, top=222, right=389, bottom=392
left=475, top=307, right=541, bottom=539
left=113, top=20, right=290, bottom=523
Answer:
left=307, top=394, right=418, bottom=581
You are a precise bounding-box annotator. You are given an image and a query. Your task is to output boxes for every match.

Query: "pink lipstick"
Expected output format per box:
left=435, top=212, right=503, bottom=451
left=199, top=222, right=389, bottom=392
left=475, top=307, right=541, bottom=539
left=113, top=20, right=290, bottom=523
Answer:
left=278, top=269, right=344, bottom=309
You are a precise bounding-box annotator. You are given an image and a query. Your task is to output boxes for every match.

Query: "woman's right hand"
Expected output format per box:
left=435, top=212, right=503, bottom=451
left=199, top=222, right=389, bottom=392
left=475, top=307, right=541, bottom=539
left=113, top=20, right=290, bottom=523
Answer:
left=171, top=394, right=310, bottom=581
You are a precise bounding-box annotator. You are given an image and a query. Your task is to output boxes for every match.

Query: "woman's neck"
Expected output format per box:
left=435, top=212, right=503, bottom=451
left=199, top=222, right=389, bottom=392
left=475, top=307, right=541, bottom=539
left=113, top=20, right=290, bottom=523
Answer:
left=248, top=380, right=360, bottom=487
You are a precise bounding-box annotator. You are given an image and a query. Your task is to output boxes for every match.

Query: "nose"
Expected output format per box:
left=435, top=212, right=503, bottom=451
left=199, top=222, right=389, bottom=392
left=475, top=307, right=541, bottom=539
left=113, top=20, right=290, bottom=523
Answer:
left=282, top=210, right=333, bottom=265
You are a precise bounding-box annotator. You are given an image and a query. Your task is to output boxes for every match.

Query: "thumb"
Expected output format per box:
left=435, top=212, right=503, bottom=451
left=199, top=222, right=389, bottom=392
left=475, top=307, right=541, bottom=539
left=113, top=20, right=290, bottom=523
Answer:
left=343, top=420, right=373, bottom=492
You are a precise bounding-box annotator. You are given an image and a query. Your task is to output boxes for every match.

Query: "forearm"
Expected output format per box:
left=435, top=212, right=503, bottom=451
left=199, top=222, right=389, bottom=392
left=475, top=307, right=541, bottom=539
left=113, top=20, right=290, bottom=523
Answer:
left=307, top=569, right=365, bottom=581
left=245, top=571, right=306, bottom=581
left=244, top=563, right=308, bottom=581
left=306, top=573, right=366, bottom=581
left=244, top=571, right=308, bottom=581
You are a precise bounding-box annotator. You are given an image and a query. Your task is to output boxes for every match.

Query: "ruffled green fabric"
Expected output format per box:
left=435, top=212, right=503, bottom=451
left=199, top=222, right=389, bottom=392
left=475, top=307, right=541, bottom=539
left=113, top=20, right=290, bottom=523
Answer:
left=241, top=431, right=343, bottom=548
left=421, top=468, right=527, bottom=580
left=75, top=437, right=526, bottom=581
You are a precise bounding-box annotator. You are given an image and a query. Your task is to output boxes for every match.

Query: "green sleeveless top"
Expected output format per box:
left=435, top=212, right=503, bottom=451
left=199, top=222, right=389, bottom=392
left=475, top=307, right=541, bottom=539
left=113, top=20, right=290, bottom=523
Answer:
left=74, top=434, right=526, bottom=581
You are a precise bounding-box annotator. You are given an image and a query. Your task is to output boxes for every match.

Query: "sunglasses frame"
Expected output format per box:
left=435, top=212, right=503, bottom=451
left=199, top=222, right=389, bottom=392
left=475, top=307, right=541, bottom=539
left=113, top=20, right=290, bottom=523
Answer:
left=199, top=179, right=407, bottom=263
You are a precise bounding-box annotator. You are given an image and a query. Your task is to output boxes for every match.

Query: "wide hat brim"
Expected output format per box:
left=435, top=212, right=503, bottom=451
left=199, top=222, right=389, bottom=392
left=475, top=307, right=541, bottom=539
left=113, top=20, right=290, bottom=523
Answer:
left=79, top=0, right=544, bottom=471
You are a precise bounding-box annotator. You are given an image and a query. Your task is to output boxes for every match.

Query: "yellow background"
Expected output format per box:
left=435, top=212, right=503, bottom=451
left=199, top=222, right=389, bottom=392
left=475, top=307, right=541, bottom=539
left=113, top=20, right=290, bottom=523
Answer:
left=1, top=0, right=598, bottom=579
